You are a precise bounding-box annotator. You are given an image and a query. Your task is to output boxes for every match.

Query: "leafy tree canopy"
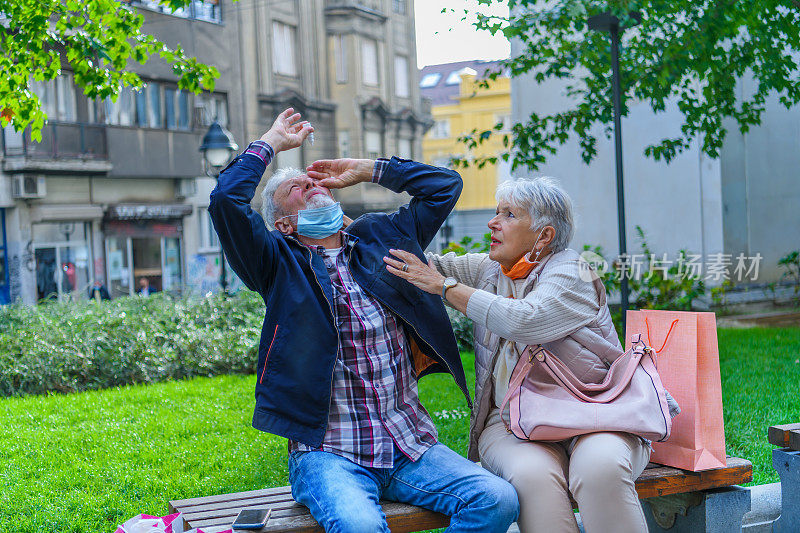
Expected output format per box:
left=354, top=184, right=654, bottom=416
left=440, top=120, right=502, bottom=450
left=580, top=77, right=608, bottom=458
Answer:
left=0, top=0, right=219, bottom=140
left=458, top=0, right=800, bottom=170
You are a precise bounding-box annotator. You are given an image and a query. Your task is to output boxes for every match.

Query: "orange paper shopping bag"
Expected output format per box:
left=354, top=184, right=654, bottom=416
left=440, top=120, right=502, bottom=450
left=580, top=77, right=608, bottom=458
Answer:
left=625, top=310, right=726, bottom=471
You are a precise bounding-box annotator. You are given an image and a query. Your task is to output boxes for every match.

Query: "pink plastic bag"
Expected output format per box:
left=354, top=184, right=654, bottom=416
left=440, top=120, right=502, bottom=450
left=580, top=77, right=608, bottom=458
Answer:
left=115, top=512, right=232, bottom=533
left=115, top=513, right=184, bottom=533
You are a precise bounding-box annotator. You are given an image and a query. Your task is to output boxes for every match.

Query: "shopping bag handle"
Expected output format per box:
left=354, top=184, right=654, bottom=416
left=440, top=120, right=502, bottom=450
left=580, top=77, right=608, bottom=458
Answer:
left=645, top=317, right=679, bottom=353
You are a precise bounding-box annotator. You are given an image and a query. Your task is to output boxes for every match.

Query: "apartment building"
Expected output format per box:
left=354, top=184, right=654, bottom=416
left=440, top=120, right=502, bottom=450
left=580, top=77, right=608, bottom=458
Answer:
left=419, top=60, right=510, bottom=250
left=0, top=0, right=429, bottom=304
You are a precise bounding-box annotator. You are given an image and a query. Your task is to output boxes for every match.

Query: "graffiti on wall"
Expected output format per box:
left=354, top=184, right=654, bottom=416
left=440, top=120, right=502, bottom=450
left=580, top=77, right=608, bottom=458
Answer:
left=6, top=241, right=33, bottom=303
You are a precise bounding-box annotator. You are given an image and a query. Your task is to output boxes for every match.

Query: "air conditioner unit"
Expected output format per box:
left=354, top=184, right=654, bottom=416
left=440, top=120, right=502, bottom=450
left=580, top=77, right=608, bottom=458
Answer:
left=176, top=178, right=197, bottom=199
left=11, top=175, right=46, bottom=199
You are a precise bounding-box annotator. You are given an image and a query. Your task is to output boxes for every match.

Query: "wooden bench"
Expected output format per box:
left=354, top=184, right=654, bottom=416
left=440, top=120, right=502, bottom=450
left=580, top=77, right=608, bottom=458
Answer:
left=169, top=457, right=752, bottom=532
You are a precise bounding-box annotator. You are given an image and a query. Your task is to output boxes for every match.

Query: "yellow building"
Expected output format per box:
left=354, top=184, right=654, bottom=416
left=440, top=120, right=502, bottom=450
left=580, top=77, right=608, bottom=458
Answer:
left=420, top=61, right=511, bottom=212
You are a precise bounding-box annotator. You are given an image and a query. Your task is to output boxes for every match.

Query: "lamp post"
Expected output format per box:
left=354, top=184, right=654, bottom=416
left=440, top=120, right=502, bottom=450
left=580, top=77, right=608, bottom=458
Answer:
left=199, top=121, right=238, bottom=293
left=588, top=11, right=640, bottom=332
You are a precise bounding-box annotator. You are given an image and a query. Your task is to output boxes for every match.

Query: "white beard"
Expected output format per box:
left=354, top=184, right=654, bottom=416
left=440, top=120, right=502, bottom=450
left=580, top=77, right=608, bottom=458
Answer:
left=305, top=194, right=335, bottom=209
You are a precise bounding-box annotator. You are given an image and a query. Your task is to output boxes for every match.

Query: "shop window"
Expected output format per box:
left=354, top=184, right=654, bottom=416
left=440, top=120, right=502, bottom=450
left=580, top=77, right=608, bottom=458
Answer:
left=105, top=230, right=184, bottom=298
left=33, top=221, right=93, bottom=301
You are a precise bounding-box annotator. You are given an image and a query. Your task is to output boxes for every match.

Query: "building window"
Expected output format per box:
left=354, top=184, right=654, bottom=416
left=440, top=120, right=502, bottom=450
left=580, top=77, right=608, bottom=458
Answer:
left=191, top=0, right=220, bottom=22
left=429, top=119, right=450, bottom=139
left=272, top=22, right=298, bottom=76
left=394, top=55, right=409, bottom=98
left=31, top=74, right=77, bottom=122
left=162, top=87, right=191, bottom=131
left=361, top=38, right=379, bottom=87
left=419, top=73, right=441, bottom=88
left=177, top=90, right=190, bottom=130
left=128, top=0, right=221, bottom=23
left=397, top=138, right=412, bottom=159
left=334, top=35, right=348, bottom=84
left=365, top=131, right=382, bottom=159
left=445, top=68, right=476, bottom=85
left=135, top=89, right=148, bottom=127
left=392, top=0, right=406, bottom=14
left=147, top=82, right=162, bottom=128
left=104, top=86, right=136, bottom=126
left=164, top=87, right=177, bottom=129
left=338, top=130, right=350, bottom=158
left=196, top=93, right=229, bottom=128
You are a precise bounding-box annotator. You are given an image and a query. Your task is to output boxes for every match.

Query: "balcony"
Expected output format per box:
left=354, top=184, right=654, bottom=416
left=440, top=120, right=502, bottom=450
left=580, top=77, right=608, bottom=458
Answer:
left=2, top=122, right=112, bottom=174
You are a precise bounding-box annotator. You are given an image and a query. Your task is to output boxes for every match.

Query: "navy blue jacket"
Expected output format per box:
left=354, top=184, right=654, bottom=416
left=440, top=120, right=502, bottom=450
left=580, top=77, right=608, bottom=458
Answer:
left=209, top=153, right=470, bottom=447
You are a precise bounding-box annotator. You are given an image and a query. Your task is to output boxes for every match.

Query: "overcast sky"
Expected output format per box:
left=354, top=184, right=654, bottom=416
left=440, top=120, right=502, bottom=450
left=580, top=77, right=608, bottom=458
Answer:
left=414, top=1, right=510, bottom=68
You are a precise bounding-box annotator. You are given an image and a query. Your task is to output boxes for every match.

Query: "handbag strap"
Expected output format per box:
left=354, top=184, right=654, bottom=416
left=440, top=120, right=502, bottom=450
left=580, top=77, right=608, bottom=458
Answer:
left=497, top=337, right=652, bottom=429
left=498, top=346, right=543, bottom=431
left=539, top=342, right=646, bottom=403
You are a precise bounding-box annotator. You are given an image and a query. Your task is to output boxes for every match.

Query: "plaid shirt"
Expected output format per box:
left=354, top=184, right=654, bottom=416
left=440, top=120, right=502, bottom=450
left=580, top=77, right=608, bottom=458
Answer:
left=243, top=143, right=435, bottom=467
left=288, top=234, right=438, bottom=468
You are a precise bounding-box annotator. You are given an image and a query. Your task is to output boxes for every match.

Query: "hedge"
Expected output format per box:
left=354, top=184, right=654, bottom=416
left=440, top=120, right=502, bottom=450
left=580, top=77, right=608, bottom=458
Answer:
left=0, top=292, right=264, bottom=397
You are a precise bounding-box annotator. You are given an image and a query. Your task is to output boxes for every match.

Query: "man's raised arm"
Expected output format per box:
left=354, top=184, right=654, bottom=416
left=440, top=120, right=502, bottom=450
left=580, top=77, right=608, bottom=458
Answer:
left=307, top=157, right=462, bottom=249
left=209, top=108, right=313, bottom=293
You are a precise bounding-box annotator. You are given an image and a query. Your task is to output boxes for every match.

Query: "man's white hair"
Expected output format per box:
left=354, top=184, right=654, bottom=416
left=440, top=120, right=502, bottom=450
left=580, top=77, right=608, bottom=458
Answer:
left=495, top=176, right=575, bottom=253
left=261, top=167, right=303, bottom=228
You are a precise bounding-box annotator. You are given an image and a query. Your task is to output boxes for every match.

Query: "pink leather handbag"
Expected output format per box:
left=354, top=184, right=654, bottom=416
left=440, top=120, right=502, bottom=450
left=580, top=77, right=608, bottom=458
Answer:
left=499, top=334, right=673, bottom=442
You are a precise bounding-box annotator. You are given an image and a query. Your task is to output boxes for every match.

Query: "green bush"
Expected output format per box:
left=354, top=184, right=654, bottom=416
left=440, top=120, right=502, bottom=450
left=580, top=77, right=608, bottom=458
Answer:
left=0, top=292, right=264, bottom=397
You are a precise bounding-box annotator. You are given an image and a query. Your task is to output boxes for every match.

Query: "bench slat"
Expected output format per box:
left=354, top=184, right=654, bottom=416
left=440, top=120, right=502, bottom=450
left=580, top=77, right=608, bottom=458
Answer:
left=636, top=457, right=751, bottom=499
left=768, top=423, right=800, bottom=450
left=171, top=458, right=752, bottom=532
left=188, top=501, right=450, bottom=533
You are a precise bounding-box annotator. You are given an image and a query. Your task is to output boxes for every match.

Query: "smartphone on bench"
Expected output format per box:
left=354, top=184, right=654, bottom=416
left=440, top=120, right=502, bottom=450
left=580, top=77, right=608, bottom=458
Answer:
left=232, top=508, right=271, bottom=530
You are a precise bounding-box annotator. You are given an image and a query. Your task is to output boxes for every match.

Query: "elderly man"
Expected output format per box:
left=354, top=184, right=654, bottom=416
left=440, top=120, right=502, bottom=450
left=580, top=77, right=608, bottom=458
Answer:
left=209, top=109, right=518, bottom=532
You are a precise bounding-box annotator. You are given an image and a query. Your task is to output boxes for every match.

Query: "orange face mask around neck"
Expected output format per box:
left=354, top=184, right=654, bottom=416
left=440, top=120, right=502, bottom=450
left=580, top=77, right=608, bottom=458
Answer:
left=501, top=253, right=538, bottom=280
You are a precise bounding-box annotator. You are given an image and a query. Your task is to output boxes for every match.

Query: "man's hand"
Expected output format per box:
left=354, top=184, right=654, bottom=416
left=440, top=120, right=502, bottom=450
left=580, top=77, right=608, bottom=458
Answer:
left=260, top=108, right=313, bottom=153
left=306, top=158, right=375, bottom=189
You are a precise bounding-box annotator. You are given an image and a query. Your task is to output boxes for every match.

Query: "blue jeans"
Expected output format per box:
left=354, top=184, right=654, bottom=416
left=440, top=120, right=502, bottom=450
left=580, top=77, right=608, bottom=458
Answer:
left=288, top=443, right=519, bottom=533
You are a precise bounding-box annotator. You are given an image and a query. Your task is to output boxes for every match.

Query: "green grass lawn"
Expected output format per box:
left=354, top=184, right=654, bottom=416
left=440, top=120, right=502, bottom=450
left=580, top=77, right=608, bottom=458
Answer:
left=1, top=328, right=798, bottom=532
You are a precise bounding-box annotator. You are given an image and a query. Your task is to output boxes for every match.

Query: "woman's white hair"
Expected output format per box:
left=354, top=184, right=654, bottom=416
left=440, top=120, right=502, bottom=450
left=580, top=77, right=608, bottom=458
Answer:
left=495, top=176, right=575, bottom=253
left=261, top=167, right=303, bottom=228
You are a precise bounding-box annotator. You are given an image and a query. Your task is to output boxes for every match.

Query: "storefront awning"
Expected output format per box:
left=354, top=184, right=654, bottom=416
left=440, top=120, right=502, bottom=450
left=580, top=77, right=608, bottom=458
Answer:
left=30, top=204, right=105, bottom=223
left=106, top=204, right=193, bottom=221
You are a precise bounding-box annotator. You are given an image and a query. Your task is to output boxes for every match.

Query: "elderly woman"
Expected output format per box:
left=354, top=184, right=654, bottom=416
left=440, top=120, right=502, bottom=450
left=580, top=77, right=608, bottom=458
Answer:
left=384, top=177, right=651, bottom=533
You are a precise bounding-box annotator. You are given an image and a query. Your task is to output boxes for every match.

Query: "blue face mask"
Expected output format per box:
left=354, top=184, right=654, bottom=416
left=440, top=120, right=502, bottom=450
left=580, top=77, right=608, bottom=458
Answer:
left=295, top=202, right=344, bottom=239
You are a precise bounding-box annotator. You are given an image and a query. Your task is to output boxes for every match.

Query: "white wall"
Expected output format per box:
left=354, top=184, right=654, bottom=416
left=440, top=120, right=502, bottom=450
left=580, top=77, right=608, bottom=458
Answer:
left=510, top=43, right=725, bottom=272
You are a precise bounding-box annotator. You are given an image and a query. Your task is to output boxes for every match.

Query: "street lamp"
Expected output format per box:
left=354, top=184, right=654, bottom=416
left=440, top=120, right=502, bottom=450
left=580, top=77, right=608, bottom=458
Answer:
left=588, top=11, right=641, bottom=332
left=199, top=121, right=238, bottom=293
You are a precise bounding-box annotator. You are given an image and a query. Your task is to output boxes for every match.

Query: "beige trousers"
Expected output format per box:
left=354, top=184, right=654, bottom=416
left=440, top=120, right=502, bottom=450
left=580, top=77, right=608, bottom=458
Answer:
left=478, top=409, right=651, bottom=533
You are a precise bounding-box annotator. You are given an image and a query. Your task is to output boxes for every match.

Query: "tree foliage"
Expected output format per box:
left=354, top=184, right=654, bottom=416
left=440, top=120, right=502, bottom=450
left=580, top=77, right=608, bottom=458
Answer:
left=0, top=0, right=219, bottom=140
left=458, top=0, right=800, bottom=170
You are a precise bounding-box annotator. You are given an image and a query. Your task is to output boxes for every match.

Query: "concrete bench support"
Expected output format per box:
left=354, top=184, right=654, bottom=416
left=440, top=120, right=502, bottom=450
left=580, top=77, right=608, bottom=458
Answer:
left=642, top=486, right=751, bottom=532
left=772, top=448, right=800, bottom=533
